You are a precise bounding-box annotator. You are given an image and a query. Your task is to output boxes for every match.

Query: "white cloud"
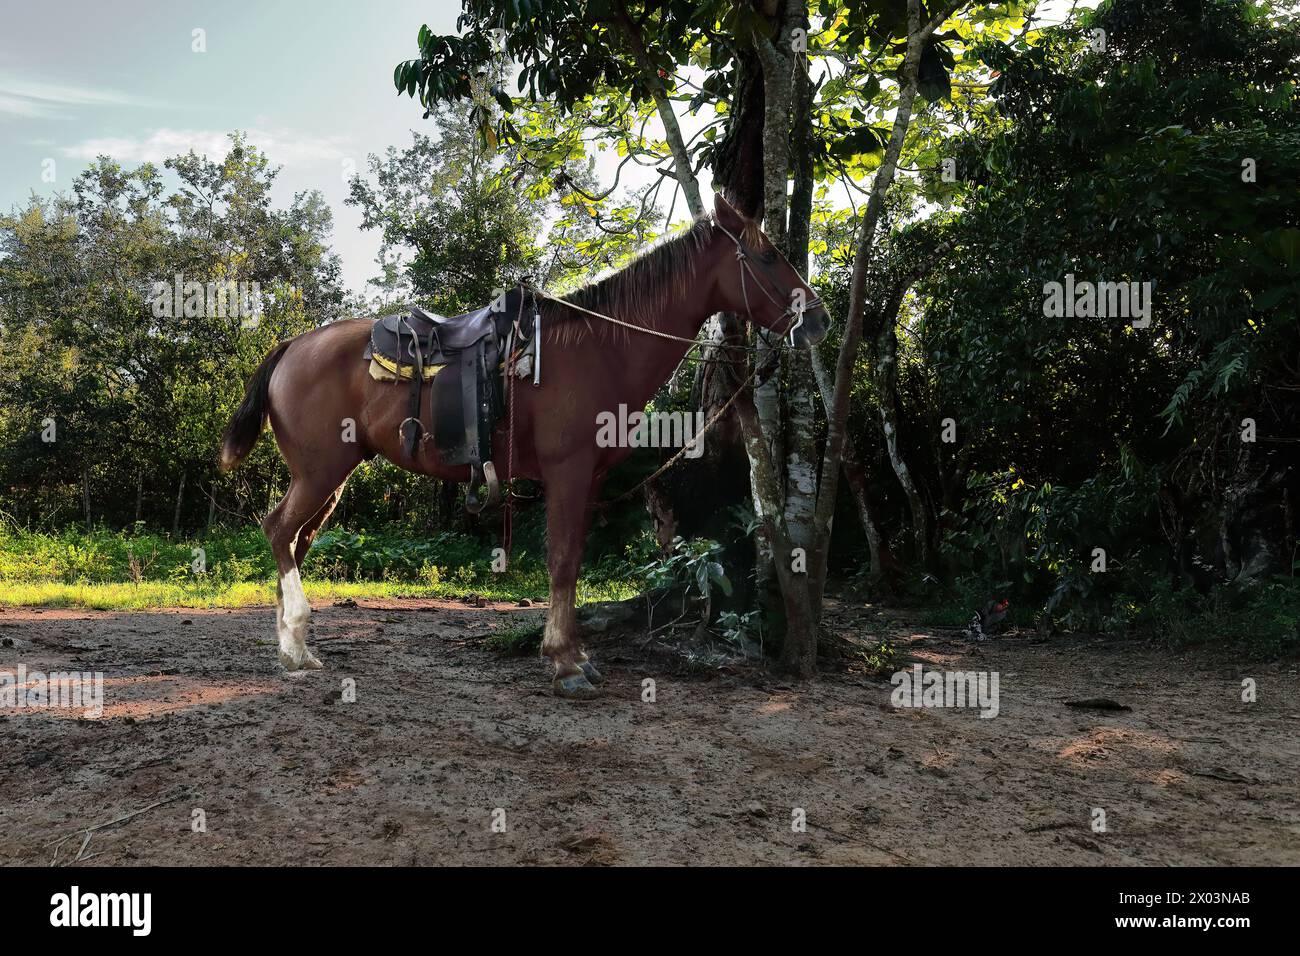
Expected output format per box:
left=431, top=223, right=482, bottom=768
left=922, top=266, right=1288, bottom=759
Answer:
left=61, top=127, right=353, bottom=168
left=0, top=93, right=52, bottom=117
left=0, top=76, right=159, bottom=117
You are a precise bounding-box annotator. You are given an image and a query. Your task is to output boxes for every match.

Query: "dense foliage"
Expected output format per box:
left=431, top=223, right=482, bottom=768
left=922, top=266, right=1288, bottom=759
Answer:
left=842, top=0, right=1300, bottom=621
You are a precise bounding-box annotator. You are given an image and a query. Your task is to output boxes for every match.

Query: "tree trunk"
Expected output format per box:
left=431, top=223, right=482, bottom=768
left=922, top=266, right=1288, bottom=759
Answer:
left=669, top=40, right=766, bottom=612
left=744, top=2, right=810, bottom=662
left=781, top=44, right=819, bottom=554
left=82, top=466, right=91, bottom=531
left=812, top=349, right=882, bottom=582
left=712, top=47, right=766, bottom=218
left=874, top=326, right=930, bottom=567
left=134, top=471, right=143, bottom=524
left=808, top=0, right=961, bottom=615
left=173, top=472, right=186, bottom=536
left=734, top=388, right=817, bottom=676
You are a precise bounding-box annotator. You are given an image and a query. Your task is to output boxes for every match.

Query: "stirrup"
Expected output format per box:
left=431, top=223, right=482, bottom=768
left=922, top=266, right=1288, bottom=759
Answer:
left=464, top=461, right=500, bottom=515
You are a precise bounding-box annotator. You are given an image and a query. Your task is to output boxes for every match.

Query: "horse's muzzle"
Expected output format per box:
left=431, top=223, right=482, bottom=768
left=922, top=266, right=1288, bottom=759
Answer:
left=791, top=307, right=830, bottom=348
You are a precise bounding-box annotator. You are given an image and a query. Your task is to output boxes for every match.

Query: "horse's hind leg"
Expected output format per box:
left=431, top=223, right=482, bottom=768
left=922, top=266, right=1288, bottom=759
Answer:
left=294, top=483, right=346, bottom=569
left=264, top=476, right=347, bottom=671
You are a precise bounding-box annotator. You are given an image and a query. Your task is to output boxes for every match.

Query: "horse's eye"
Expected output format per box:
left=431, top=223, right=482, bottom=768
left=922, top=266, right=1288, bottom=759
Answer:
left=759, top=249, right=778, bottom=265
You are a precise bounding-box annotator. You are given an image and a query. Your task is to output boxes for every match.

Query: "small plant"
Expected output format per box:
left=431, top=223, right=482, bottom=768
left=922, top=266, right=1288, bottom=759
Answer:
left=638, top=536, right=732, bottom=603
left=126, top=544, right=159, bottom=584
left=716, top=609, right=763, bottom=656
left=859, top=638, right=901, bottom=675
left=486, top=623, right=544, bottom=655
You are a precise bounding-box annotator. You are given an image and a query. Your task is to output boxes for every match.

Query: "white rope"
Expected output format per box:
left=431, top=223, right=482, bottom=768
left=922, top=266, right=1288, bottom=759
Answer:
left=520, top=230, right=821, bottom=351
left=523, top=283, right=708, bottom=346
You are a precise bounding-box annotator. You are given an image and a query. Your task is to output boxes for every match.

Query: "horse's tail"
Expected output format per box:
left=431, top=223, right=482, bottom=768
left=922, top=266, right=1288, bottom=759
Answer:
left=219, top=341, right=291, bottom=472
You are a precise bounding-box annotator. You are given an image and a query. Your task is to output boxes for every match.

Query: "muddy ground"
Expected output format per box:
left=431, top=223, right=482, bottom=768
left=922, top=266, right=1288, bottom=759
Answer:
left=1, top=597, right=1297, bottom=866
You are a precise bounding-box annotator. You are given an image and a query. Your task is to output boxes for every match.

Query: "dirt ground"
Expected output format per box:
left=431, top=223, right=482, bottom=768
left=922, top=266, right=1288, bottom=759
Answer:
left=2, top=597, right=1297, bottom=866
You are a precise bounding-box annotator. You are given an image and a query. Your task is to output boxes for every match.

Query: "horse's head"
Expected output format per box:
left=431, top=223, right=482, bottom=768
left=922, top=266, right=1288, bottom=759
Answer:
left=709, top=194, right=829, bottom=348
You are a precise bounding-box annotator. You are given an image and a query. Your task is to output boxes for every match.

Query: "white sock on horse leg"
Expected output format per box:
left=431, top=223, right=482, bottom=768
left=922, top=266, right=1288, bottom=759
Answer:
left=277, top=568, right=320, bottom=670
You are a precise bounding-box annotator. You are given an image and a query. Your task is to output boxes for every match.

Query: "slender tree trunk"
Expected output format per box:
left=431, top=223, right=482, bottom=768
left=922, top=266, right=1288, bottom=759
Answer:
left=134, top=471, right=143, bottom=524
left=808, top=0, right=963, bottom=616
left=173, top=472, right=186, bottom=536
left=875, top=327, right=930, bottom=567
left=745, top=2, right=805, bottom=657
left=82, top=466, right=91, bottom=531
left=616, top=5, right=703, bottom=218
left=812, top=350, right=882, bottom=581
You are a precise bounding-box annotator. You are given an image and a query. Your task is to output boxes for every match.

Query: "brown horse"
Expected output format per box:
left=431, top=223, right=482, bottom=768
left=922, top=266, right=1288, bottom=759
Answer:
left=218, top=194, right=828, bottom=698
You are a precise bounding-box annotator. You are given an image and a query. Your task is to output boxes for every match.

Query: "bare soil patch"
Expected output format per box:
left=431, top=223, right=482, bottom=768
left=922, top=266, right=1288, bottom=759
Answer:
left=2, top=599, right=1297, bottom=866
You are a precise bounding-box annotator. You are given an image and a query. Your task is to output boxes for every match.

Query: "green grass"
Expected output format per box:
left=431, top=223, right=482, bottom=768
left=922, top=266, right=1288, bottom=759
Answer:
left=0, top=578, right=637, bottom=611
left=0, top=522, right=641, bottom=610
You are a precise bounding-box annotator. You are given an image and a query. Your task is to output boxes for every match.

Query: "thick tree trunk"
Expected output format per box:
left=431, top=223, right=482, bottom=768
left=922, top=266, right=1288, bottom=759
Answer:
left=670, top=40, right=766, bottom=612
left=735, top=389, right=817, bottom=676
left=745, top=1, right=818, bottom=664
left=713, top=48, right=766, bottom=219
left=782, top=46, right=819, bottom=554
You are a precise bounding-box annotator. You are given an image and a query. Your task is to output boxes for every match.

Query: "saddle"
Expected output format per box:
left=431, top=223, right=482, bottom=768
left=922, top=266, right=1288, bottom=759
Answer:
left=364, top=286, right=536, bottom=512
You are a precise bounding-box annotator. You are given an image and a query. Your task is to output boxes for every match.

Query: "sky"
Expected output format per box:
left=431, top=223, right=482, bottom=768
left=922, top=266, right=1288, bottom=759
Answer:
left=0, top=0, right=1086, bottom=297
left=0, top=0, right=472, bottom=294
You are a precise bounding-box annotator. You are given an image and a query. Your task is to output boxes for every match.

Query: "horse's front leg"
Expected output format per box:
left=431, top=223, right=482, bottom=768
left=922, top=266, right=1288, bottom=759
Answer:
left=541, top=455, right=602, bottom=700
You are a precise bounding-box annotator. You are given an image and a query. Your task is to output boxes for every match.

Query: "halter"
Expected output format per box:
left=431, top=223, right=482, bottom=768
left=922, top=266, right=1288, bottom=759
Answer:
left=712, top=220, right=825, bottom=347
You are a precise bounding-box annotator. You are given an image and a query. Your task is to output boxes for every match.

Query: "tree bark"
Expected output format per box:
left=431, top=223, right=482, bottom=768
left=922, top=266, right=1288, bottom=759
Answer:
left=713, top=48, right=766, bottom=218
left=782, top=41, right=819, bottom=554
left=745, top=1, right=804, bottom=650
left=734, top=388, right=817, bottom=676
left=671, top=37, right=767, bottom=612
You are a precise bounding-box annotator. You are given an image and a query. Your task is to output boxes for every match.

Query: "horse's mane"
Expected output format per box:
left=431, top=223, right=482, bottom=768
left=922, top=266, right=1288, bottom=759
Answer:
left=541, top=213, right=761, bottom=345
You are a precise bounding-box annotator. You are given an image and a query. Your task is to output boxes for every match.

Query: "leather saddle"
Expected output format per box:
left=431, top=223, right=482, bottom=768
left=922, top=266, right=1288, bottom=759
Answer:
left=364, top=286, right=535, bottom=512
left=373, top=304, right=498, bottom=361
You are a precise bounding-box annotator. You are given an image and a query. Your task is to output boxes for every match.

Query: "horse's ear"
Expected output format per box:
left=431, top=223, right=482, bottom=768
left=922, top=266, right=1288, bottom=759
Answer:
left=713, top=192, right=744, bottom=230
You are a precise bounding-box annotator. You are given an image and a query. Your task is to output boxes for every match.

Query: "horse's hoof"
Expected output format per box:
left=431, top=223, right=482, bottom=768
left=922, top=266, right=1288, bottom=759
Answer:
left=279, top=646, right=324, bottom=671
left=579, top=660, right=605, bottom=685
left=553, top=672, right=601, bottom=700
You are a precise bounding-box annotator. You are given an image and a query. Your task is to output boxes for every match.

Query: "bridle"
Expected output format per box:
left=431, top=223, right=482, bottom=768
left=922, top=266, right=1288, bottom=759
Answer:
left=712, top=220, right=825, bottom=347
